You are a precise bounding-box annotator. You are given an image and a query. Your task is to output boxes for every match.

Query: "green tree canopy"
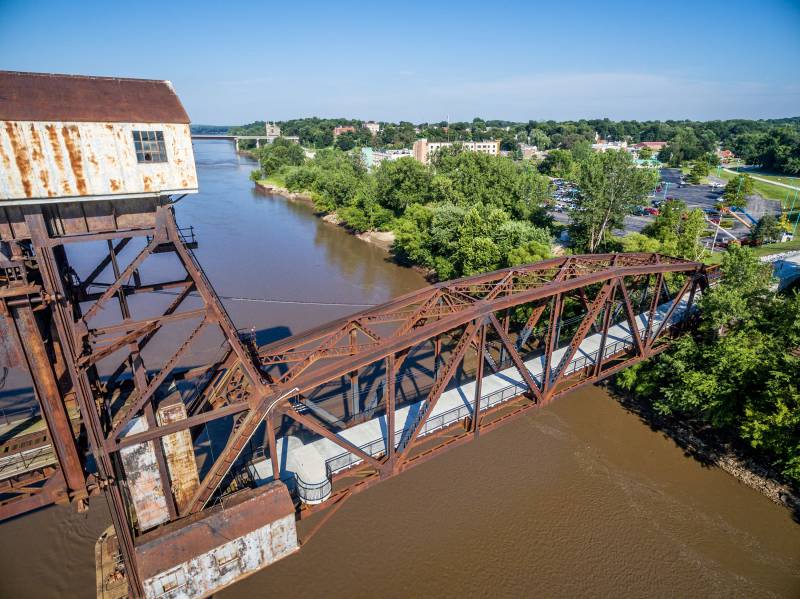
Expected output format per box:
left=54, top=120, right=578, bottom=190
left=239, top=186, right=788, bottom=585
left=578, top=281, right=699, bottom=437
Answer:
left=721, top=174, right=754, bottom=208
left=374, top=157, right=432, bottom=214
left=617, top=245, right=800, bottom=481
left=569, top=150, right=659, bottom=253
left=255, top=138, right=306, bottom=176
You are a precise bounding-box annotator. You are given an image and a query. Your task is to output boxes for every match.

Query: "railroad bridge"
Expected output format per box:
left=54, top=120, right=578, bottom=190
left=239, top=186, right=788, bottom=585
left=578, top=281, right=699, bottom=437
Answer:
left=0, top=71, right=717, bottom=598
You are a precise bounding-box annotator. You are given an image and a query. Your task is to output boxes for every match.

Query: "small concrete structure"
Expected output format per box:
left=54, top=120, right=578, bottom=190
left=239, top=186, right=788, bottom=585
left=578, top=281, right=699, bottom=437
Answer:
left=761, top=250, right=800, bottom=290
left=156, top=401, right=200, bottom=513
left=119, top=416, right=171, bottom=531
left=135, top=482, right=298, bottom=599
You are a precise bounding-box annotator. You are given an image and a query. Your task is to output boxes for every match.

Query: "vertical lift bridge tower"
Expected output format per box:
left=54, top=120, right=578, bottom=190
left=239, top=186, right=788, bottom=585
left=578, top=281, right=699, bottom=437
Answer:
left=0, top=72, right=298, bottom=598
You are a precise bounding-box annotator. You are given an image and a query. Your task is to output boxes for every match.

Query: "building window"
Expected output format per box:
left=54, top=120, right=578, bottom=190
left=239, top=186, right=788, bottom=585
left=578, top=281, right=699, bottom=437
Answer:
left=133, top=130, right=168, bottom=163
left=152, top=567, right=187, bottom=598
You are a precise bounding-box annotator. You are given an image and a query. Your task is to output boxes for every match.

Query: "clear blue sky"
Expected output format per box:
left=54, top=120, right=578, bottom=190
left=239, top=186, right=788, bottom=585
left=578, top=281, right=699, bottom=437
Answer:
left=1, top=0, right=798, bottom=124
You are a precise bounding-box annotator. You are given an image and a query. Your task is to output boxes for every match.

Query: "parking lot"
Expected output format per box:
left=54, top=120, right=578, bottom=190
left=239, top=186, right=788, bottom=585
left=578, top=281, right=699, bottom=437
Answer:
left=548, top=167, right=784, bottom=246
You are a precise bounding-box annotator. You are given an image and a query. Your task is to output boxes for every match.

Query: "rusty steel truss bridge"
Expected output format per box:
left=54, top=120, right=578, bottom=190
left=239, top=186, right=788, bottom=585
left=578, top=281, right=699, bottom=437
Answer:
left=0, top=200, right=717, bottom=597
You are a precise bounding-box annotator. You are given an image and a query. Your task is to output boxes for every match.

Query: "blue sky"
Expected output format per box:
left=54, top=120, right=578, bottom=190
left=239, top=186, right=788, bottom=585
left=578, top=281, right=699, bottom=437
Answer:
left=1, top=0, right=798, bottom=124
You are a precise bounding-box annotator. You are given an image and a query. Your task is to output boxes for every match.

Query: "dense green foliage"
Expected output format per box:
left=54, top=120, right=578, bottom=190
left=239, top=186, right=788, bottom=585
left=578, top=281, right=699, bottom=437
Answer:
left=253, top=145, right=555, bottom=279
left=731, top=126, right=800, bottom=174
left=568, top=150, right=659, bottom=252
left=620, top=199, right=708, bottom=261
left=721, top=174, right=754, bottom=208
left=617, top=246, right=800, bottom=481
left=751, top=214, right=784, bottom=244
left=253, top=138, right=305, bottom=177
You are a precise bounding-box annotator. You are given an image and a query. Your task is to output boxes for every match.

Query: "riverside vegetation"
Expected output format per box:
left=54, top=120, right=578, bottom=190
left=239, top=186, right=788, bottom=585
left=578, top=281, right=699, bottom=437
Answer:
left=247, top=137, right=799, bottom=490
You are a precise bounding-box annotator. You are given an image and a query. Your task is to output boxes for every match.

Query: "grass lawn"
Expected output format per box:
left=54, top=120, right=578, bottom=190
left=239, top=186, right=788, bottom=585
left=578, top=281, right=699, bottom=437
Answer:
left=706, top=238, right=800, bottom=264
left=714, top=169, right=797, bottom=207
left=258, top=173, right=287, bottom=188
left=726, top=167, right=800, bottom=188
left=750, top=238, right=800, bottom=257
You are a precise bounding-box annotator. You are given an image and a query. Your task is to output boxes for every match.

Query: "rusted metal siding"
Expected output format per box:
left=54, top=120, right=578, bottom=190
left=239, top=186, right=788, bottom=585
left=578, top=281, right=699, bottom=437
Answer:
left=0, top=121, right=197, bottom=203
left=156, top=401, right=200, bottom=513
left=119, top=416, right=170, bottom=532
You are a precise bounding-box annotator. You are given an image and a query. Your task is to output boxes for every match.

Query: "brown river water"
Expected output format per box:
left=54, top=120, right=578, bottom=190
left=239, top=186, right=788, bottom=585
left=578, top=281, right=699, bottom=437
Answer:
left=1, top=142, right=798, bottom=598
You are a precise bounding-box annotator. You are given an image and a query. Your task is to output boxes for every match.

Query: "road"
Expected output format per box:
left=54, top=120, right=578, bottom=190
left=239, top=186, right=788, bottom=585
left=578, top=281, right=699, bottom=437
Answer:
left=723, top=167, right=800, bottom=192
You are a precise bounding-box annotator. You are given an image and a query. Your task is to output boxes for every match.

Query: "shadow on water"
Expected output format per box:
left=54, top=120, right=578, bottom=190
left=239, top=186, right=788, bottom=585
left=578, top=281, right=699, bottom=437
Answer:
left=253, top=325, right=293, bottom=347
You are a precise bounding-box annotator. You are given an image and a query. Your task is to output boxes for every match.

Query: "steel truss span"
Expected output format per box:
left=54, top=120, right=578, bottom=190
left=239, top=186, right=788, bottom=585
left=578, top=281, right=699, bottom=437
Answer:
left=0, top=208, right=715, bottom=599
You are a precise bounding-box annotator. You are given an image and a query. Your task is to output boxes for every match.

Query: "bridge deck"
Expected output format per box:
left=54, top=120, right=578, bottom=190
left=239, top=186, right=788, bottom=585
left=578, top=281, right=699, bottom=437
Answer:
left=248, top=294, right=692, bottom=503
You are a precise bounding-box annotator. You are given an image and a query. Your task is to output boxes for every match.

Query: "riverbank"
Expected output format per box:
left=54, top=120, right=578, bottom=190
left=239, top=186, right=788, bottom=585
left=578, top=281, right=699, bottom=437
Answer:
left=254, top=180, right=400, bottom=255
left=607, top=383, right=800, bottom=516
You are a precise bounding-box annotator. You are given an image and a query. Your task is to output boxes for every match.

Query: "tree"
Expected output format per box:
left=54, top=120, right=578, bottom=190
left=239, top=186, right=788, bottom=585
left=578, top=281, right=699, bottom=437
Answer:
left=616, top=245, right=800, bottom=482
left=722, top=174, right=754, bottom=208
left=255, top=137, right=305, bottom=176
left=640, top=199, right=707, bottom=260
left=432, top=150, right=550, bottom=225
left=455, top=207, right=501, bottom=275
left=569, top=150, right=659, bottom=253
left=638, top=147, right=653, bottom=160
left=687, top=159, right=709, bottom=184
left=374, top=157, right=432, bottom=214
left=334, top=131, right=357, bottom=151
left=507, top=240, right=551, bottom=266
left=751, top=214, right=783, bottom=244
left=528, top=128, right=550, bottom=149
left=538, top=149, right=574, bottom=179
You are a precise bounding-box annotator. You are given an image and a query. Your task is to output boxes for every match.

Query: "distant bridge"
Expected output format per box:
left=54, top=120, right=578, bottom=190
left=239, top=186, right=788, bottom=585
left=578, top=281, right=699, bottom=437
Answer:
left=191, top=134, right=271, bottom=149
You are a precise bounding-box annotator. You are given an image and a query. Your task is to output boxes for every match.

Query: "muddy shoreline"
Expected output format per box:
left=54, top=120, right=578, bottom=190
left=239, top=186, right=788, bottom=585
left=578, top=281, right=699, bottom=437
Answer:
left=254, top=181, right=435, bottom=277
left=606, top=382, right=800, bottom=516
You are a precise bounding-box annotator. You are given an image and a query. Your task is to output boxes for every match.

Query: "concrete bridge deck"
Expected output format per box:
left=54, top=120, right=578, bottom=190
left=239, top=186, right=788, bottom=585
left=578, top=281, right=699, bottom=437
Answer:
left=248, top=294, right=692, bottom=504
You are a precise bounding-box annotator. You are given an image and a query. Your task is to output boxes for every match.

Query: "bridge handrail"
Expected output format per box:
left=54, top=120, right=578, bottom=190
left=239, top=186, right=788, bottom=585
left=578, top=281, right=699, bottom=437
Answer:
left=318, top=321, right=688, bottom=485
left=254, top=301, right=693, bottom=504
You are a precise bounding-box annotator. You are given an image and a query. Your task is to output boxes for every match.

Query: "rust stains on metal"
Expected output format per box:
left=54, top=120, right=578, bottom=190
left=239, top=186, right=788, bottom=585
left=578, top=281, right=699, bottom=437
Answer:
left=28, top=123, right=43, bottom=162
left=0, top=134, right=10, bottom=172
left=45, top=124, right=65, bottom=174
left=0, top=71, right=191, bottom=124
left=5, top=122, right=32, bottom=197
left=61, top=125, right=88, bottom=195
left=2, top=122, right=198, bottom=202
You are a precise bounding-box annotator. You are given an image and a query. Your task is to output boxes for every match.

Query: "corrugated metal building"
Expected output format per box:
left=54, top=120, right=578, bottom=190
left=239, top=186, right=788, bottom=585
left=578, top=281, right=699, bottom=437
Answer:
left=0, top=71, right=198, bottom=205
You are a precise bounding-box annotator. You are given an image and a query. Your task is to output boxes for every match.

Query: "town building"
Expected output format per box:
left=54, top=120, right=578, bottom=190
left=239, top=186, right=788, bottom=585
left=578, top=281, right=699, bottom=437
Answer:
left=265, top=122, right=281, bottom=143
left=333, top=125, right=356, bottom=138
left=632, top=141, right=668, bottom=152
left=717, top=149, right=735, bottom=162
left=361, top=147, right=413, bottom=170
left=519, top=144, right=546, bottom=160
left=363, top=121, right=380, bottom=136
left=591, top=140, right=628, bottom=152
left=412, top=138, right=500, bottom=164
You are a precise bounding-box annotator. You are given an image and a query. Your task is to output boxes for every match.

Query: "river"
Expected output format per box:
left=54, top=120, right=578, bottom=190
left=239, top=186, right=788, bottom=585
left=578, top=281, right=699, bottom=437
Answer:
left=1, top=141, right=798, bottom=598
